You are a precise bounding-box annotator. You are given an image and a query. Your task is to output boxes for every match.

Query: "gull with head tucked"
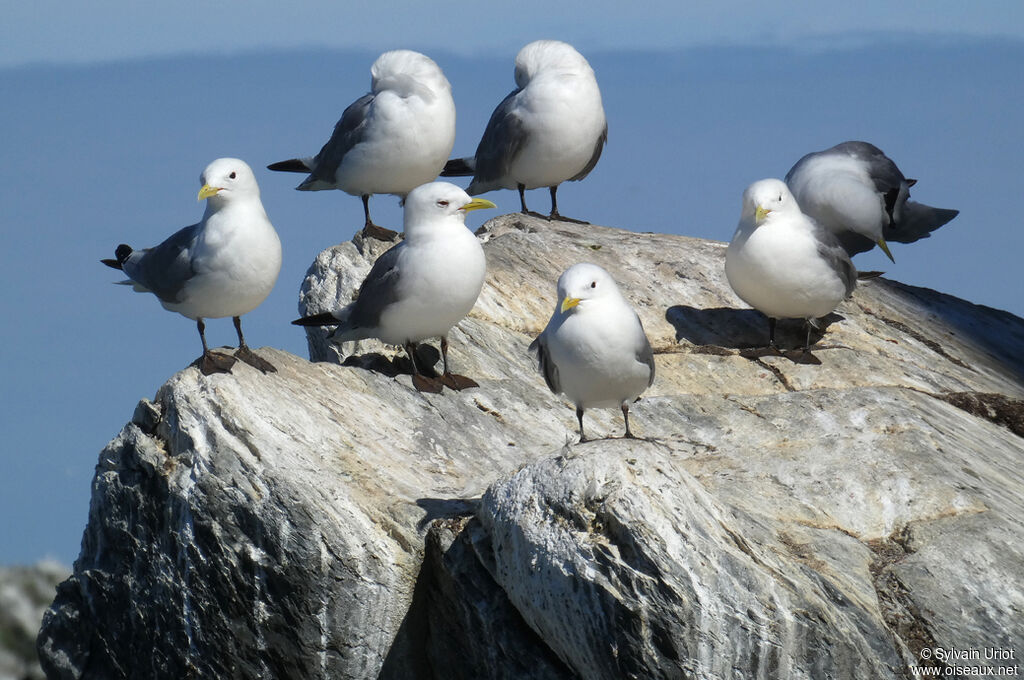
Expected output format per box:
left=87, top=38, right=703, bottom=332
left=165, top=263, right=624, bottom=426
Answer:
left=726, top=178, right=857, bottom=352
left=102, top=158, right=282, bottom=375
left=269, top=50, right=456, bottom=241
left=442, top=39, right=607, bottom=224
left=530, top=263, right=655, bottom=442
left=785, top=141, right=959, bottom=261
left=293, top=181, right=494, bottom=393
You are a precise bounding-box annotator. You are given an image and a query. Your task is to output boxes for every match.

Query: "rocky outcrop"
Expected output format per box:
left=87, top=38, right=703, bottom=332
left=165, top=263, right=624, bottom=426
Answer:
left=39, top=216, right=1024, bottom=678
left=1, top=562, right=69, bottom=680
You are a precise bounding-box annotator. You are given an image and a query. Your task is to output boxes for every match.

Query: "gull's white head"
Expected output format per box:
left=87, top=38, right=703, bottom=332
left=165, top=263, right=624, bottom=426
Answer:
left=402, top=181, right=495, bottom=235
left=514, top=40, right=593, bottom=88
left=371, top=50, right=451, bottom=99
left=555, top=262, right=623, bottom=314
left=197, top=158, right=259, bottom=204
left=741, top=178, right=800, bottom=225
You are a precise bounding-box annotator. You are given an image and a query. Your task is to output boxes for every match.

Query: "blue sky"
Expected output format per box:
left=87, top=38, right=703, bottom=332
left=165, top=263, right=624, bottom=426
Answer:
left=2, top=3, right=1023, bottom=565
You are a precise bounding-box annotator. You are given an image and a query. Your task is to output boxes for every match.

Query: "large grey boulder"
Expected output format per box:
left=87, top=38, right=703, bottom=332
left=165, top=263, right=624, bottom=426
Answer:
left=39, top=216, right=1023, bottom=678
left=0, top=562, right=69, bottom=680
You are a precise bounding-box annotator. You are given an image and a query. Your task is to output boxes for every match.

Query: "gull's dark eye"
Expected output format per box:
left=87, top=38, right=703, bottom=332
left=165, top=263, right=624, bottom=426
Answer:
left=778, top=194, right=782, bottom=201
left=590, top=281, right=597, bottom=288
left=437, top=200, right=449, bottom=207
left=229, top=171, right=237, bottom=179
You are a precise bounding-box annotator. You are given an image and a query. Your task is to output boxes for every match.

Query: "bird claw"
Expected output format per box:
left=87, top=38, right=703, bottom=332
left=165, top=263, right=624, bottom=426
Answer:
left=362, top=222, right=400, bottom=241
left=549, top=212, right=590, bottom=225
left=440, top=373, right=479, bottom=391
left=236, top=346, right=277, bottom=373
left=199, top=351, right=236, bottom=375
left=412, top=374, right=444, bottom=393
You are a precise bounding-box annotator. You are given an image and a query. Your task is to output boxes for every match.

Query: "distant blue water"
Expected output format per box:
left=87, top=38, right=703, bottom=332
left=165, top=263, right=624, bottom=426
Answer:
left=1, top=39, right=1021, bottom=565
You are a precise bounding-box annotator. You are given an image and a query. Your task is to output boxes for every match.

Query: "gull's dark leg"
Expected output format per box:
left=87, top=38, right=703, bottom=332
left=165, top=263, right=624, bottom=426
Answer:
left=197, top=318, right=235, bottom=375
left=520, top=183, right=548, bottom=220
left=438, top=335, right=478, bottom=391
left=622, top=403, right=637, bottom=439
left=547, top=185, right=590, bottom=225
left=406, top=342, right=442, bottom=393
left=233, top=316, right=276, bottom=373
left=576, top=405, right=588, bottom=443
left=804, top=321, right=813, bottom=352
left=360, top=194, right=399, bottom=241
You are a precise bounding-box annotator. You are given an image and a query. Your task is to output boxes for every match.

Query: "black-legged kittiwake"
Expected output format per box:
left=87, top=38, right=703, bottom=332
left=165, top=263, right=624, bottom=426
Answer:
left=785, top=141, right=959, bottom=261
left=268, top=50, right=456, bottom=241
left=102, top=158, right=282, bottom=375
left=292, top=181, right=494, bottom=393
left=530, top=263, right=655, bottom=442
left=442, top=40, right=606, bottom=224
left=725, top=178, right=857, bottom=351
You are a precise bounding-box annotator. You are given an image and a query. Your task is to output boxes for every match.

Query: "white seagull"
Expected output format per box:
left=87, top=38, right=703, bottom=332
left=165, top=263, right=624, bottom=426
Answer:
left=785, top=141, right=959, bottom=262
left=442, top=40, right=607, bottom=223
left=293, top=182, right=494, bottom=393
left=530, top=263, right=655, bottom=442
left=268, top=50, right=456, bottom=241
left=725, top=179, right=857, bottom=351
left=102, top=158, right=282, bottom=375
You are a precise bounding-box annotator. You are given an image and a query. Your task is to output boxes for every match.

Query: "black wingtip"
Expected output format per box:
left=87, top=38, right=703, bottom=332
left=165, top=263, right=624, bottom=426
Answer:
left=267, top=159, right=310, bottom=173
left=102, top=244, right=133, bottom=269
left=292, top=311, right=340, bottom=327
left=440, top=158, right=474, bottom=177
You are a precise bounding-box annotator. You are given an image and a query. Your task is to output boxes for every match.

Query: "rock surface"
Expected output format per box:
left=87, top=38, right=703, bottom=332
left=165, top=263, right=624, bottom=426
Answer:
left=39, top=215, right=1024, bottom=678
left=0, top=562, right=69, bottom=680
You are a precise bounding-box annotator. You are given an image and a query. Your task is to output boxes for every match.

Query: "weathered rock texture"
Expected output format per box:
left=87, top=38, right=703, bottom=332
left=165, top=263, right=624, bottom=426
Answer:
left=39, top=216, right=1024, bottom=678
left=0, top=562, right=69, bottom=680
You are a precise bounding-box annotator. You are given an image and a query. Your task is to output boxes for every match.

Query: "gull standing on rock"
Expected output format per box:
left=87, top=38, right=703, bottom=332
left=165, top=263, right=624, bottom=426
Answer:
left=725, top=178, right=857, bottom=351
left=268, top=50, right=456, bottom=241
left=785, top=141, right=959, bottom=261
left=102, top=158, right=282, bottom=375
left=530, top=263, right=655, bottom=442
left=293, top=182, right=494, bottom=393
left=442, top=40, right=607, bottom=223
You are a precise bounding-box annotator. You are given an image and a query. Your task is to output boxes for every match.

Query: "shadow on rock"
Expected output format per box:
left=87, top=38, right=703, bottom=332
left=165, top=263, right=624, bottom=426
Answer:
left=665, top=305, right=843, bottom=352
left=338, top=344, right=442, bottom=378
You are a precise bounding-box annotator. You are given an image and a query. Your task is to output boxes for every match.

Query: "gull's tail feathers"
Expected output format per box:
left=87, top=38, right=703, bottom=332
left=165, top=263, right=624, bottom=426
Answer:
left=267, top=158, right=313, bottom=173
left=440, top=157, right=475, bottom=177
left=887, top=202, right=959, bottom=245
left=100, top=244, right=134, bottom=270
left=292, top=311, right=344, bottom=327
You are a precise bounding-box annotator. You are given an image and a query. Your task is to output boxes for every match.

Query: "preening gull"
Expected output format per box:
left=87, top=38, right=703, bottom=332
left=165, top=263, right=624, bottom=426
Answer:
left=268, top=50, right=456, bottom=241
left=102, top=158, right=282, bottom=375
left=529, top=263, right=655, bottom=442
left=785, top=141, right=959, bottom=261
left=293, top=182, right=494, bottom=393
left=725, top=178, right=857, bottom=351
left=442, top=40, right=607, bottom=223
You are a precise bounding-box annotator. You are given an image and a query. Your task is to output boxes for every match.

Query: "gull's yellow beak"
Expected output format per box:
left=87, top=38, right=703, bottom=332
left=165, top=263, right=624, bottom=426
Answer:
left=876, top=237, right=895, bottom=263
left=461, top=198, right=497, bottom=213
left=755, top=205, right=771, bottom=222
left=197, top=184, right=221, bottom=201
left=561, top=296, right=581, bottom=313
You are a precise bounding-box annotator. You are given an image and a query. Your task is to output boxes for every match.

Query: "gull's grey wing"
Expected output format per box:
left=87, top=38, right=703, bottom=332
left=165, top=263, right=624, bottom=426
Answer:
left=300, top=92, right=375, bottom=188
left=569, top=123, right=608, bottom=182
left=528, top=332, right=560, bottom=394
left=343, top=241, right=406, bottom=331
left=812, top=222, right=858, bottom=297
left=467, top=88, right=528, bottom=191
left=122, top=223, right=200, bottom=304
left=634, top=314, right=656, bottom=387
